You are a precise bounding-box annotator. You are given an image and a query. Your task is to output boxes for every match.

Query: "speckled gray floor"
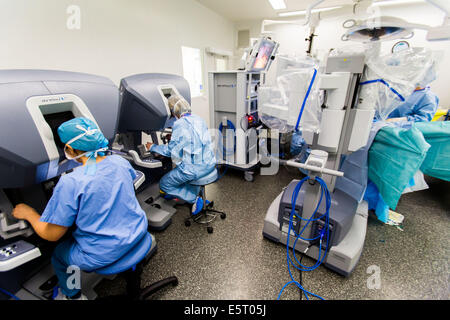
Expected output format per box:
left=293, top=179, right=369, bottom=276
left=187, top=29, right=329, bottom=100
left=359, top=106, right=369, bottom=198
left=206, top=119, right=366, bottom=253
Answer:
left=95, top=167, right=449, bottom=300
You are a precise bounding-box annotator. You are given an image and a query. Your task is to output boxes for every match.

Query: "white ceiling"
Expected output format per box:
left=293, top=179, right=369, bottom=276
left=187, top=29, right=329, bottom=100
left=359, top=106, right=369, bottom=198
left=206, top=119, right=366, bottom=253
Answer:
left=195, top=0, right=357, bottom=22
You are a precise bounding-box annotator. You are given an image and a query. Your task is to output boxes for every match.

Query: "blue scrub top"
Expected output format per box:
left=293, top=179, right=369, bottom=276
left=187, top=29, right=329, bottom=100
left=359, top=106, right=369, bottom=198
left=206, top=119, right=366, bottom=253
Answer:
left=40, top=155, right=148, bottom=270
left=388, top=88, right=439, bottom=122
left=151, top=113, right=216, bottom=175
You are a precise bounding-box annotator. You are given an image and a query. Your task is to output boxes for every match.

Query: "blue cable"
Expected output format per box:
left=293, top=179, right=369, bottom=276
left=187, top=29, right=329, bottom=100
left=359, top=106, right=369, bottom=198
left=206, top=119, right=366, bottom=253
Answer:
left=277, top=176, right=332, bottom=300
left=359, top=79, right=405, bottom=102
left=218, top=120, right=236, bottom=157
left=288, top=182, right=329, bottom=272
left=285, top=177, right=330, bottom=290
left=295, top=69, right=318, bottom=132
left=0, top=287, right=20, bottom=300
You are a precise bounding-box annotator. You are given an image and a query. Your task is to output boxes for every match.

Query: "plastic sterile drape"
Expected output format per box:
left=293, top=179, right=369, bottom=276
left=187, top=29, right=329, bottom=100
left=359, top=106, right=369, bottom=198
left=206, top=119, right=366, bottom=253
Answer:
left=358, top=48, right=439, bottom=120
left=258, top=55, right=322, bottom=134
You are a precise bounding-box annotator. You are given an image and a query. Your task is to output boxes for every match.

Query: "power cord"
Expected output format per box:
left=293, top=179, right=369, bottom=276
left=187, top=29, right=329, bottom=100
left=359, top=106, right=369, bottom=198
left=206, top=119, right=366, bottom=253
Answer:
left=298, top=241, right=316, bottom=300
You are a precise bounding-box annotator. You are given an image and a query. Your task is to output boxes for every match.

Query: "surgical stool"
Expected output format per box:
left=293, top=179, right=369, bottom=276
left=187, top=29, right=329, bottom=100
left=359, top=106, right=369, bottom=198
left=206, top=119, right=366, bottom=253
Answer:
left=184, top=168, right=226, bottom=234
left=96, top=232, right=178, bottom=300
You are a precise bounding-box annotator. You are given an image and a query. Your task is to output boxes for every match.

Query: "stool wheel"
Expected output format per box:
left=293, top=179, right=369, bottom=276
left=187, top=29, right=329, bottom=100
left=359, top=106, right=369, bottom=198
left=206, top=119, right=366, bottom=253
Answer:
left=207, top=226, right=213, bottom=234
left=220, top=213, right=226, bottom=219
left=244, top=171, right=254, bottom=182
left=185, top=219, right=191, bottom=227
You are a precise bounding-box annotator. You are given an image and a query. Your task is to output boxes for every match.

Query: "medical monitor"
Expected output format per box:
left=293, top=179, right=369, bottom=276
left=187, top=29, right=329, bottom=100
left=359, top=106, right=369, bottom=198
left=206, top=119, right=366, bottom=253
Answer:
left=246, top=37, right=279, bottom=72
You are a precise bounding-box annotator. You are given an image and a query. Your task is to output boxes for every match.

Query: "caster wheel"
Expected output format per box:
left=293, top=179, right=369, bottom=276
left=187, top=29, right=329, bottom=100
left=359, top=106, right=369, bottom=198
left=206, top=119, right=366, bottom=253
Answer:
left=185, top=220, right=191, bottom=227
left=220, top=213, right=226, bottom=219
left=207, top=226, right=213, bottom=234
left=244, top=172, right=254, bottom=182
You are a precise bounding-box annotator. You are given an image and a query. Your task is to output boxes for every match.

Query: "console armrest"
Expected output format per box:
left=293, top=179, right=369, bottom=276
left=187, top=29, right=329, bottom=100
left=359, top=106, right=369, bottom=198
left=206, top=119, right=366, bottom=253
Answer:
left=128, top=150, right=162, bottom=169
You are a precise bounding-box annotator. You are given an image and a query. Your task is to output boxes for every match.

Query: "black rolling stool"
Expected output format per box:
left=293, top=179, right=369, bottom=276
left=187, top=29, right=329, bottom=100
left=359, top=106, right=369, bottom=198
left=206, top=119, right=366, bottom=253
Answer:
left=96, top=232, right=178, bottom=300
left=184, top=168, right=226, bottom=234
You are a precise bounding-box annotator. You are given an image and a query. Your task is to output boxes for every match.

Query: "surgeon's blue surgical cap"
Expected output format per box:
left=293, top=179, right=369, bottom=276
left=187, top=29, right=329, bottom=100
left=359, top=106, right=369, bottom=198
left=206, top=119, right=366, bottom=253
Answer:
left=57, top=117, right=109, bottom=175
left=58, top=117, right=109, bottom=156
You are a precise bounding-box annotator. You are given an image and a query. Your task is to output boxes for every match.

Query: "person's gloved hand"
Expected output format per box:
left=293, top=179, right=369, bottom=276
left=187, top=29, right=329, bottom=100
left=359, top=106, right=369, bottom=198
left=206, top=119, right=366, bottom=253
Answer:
left=290, top=131, right=305, bottom=156
left=146, top=142, right=153, bottom=151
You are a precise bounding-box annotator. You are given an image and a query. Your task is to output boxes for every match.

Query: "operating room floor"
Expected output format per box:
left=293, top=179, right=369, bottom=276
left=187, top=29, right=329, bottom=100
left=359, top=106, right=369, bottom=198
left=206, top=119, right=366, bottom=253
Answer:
left=95, top=166, right=450, bottom=300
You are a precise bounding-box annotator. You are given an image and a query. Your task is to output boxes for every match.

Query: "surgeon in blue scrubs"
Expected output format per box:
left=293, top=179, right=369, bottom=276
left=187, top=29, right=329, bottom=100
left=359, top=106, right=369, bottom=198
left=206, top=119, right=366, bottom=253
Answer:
left=12, top=118, right=148, bottom=300
left=387, top=63, right=439, bottom=123
left=387, top=86, right=439, bottom=123
left=146, top=95, right=216, bottom=215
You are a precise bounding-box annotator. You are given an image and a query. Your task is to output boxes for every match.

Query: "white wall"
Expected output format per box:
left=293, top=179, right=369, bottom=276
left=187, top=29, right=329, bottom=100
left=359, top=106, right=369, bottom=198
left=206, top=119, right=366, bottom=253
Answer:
left=235, top=3, right=450, bottom=107
left=0, top=0, right=236, bottom=124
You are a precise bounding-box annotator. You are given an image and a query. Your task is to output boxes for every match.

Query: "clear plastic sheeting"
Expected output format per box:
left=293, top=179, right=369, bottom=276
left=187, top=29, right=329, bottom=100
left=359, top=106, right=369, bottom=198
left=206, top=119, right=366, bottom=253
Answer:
left=258, top=55, right=321, bottom=134
left=358, top=47, right=439, bottom=120
left=329, top=44, right=368, bottom=58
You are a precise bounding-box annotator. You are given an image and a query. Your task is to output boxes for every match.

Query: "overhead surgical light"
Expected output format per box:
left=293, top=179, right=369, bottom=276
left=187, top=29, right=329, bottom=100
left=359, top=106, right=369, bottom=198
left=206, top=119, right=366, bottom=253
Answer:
left=262, top=0, right=450, bottom=43
left=342, top=0, right=450, bottom=42
left=268, top=0, right=286, bottom=10
left=341, top=16, right=425, bottom=42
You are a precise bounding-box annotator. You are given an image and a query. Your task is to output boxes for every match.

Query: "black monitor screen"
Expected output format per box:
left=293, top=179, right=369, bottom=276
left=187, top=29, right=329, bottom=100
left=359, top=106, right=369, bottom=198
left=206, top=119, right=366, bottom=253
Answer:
left=43, top=111, right=75, bottom=155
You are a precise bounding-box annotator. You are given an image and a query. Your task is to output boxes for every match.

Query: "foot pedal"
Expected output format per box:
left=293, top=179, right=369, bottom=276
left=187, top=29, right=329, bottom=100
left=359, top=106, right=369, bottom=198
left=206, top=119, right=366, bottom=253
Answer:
left=39, top=275, right=59, bottom=292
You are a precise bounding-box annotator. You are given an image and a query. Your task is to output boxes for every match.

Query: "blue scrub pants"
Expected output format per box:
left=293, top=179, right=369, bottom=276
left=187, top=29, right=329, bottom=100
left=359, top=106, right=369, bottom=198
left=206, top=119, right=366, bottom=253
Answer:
left=160, top=165, right=214, bottom=203
left=51, top=239, right=81, bottom=298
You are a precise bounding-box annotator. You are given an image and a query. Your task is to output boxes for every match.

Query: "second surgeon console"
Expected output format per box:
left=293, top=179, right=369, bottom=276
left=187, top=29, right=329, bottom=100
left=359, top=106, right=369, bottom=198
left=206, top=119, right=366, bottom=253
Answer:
left=113, top=73, right=192, bottom=230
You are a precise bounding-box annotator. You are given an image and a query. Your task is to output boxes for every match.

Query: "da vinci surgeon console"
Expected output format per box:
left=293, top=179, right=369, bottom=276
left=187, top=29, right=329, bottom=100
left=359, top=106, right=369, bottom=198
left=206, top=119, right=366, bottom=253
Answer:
left=0, top=70, right=188, bottom=299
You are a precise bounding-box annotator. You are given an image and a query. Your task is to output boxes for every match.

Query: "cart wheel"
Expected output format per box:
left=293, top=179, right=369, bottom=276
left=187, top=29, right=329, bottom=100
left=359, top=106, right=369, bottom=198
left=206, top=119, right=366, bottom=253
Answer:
left=207, top=226, right=214, bottom=234
left=185, top=219, right=191, bottom=227
left=244, top=172, right=254, bottom=182
left=220, top=213, right=226, bottom=219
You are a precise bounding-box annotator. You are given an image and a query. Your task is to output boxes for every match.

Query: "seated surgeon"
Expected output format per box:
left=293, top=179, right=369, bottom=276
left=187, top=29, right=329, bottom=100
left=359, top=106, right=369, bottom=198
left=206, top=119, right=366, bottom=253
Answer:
left=387, top=67, right=439, bottom=123
left=12, top=118, right=148, bottom=300
left=146, top=95, right=216, bottom=215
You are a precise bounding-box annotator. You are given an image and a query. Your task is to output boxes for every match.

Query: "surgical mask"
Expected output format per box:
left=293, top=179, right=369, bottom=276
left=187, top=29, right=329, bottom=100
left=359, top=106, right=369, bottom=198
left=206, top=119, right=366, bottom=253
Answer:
left=64, top=148, right=86, bottom=162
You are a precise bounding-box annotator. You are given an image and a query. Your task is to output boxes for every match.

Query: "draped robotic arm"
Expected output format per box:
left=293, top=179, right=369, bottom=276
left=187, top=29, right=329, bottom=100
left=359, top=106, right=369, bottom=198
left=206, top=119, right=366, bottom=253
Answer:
left=261, top=43, right=438, bottom=276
